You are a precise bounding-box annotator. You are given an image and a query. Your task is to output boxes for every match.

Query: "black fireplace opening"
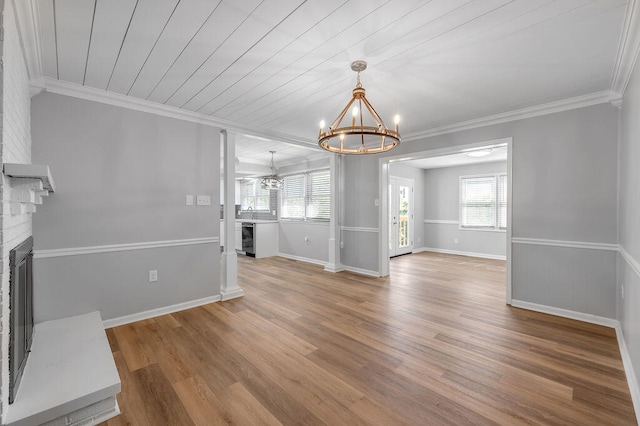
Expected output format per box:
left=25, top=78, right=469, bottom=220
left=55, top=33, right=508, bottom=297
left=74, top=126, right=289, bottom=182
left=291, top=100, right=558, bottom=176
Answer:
left=9, top=236, right=34, bottom=404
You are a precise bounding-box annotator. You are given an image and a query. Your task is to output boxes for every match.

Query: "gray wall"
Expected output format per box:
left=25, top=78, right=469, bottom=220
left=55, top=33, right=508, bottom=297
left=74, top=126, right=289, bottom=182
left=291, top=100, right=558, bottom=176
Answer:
left=31, top=92, right=220, bottom=322
left=389, top=163, right=425, bottom=249
left=618, top=55, right=640, bottom=393
left=277, top=157, right=330, bottom=264
left=342, top=103, right=619, bottom=318
left=423, top=161, right=506, bottom=258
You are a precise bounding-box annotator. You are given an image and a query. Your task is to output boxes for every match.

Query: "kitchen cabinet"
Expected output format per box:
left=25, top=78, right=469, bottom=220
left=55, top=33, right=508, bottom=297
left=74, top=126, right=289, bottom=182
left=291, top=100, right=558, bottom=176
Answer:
left=235, top=220, right=277, bottom=258
left=255, top=222, right=278, bottom=258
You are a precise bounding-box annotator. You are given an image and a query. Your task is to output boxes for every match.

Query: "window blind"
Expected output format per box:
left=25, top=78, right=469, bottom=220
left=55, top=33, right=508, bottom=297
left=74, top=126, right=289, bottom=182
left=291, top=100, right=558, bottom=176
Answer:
left=307, top=170, right=330, bottom=220
left=460, top=176, right=497, bottom=228
left=240, top=180, right=255, bottom=211
left=281, top=174, right=305, bottom=219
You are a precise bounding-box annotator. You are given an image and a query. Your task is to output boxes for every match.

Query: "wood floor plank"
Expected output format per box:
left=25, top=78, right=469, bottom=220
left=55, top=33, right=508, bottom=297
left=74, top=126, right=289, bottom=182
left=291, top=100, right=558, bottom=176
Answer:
left=103, top=252, right=637, bottom=425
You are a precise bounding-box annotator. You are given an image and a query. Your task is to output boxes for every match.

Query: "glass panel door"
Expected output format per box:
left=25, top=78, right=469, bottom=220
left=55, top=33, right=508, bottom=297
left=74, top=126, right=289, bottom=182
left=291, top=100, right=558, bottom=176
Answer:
left=389, top=177, right=414, bottom=257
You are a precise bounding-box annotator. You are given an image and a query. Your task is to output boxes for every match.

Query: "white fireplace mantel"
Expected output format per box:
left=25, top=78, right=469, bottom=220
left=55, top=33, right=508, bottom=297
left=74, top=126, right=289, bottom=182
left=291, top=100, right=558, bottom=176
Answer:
left=3, top=163, right=55, bottom=215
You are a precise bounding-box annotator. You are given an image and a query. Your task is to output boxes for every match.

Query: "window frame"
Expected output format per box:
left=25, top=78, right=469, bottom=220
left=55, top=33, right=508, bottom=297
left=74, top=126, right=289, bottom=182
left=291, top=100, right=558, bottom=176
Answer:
left=459, top=173, right=507, bottom=232
left=240, top=178, right=271, bottom=212
left=281, top=168, right=330, bottom=222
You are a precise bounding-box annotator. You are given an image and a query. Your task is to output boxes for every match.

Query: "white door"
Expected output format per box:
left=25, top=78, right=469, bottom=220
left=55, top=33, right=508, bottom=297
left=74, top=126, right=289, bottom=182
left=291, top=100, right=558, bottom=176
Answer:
left=389, top=177, right=414, bottom=257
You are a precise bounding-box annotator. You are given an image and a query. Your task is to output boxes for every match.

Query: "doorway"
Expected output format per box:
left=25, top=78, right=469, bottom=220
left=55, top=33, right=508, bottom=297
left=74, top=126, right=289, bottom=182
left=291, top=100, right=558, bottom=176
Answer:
left=389, top=177, right=414, bottom=257
left=378, top=137, right=513, bottom=304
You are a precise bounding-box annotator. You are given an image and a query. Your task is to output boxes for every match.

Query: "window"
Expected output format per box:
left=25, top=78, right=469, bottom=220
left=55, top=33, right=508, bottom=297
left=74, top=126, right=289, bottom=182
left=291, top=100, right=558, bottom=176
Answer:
left=459, top=174, right=507, bottom=230
left=241, top=179, right=271, bottom=211
left=281, top=169, right=330, bottom=221
left=281, top=174, right=305, bottom=219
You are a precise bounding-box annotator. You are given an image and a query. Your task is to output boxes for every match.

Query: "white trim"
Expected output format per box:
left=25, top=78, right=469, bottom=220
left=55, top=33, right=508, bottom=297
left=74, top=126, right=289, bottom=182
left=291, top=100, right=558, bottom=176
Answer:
left=510, top=300, right=619, bottom=328
left=403, top=91, right=611, bottom=141
left=34, top=237, right=219, bottom=259
left=424, top=219, right=459, bottom=225
left=511, top=237, right=619, bottom=251
left=341, top=266, right=381, bottom=278
left=341, top=226, right=379, bottom=233
left=511, top=296, right=640, bottom=414
left=40, top=78, right=315, bottom=149
left=615, top=324, right=640, bottom=421
left=421, top=247, right=506, bottom=261
left=277, top=252, right=328, bottom=267
left=324, top=263, right=345, bottom=273
left=103, top=295, right=221, bottom=328
left=221, top=288, right=245, bottom=301
left=620, top=245, right=640, bottom=278
left=12, top=0, right=44, bottom=81
left=611, top=0, right=640, bottom=96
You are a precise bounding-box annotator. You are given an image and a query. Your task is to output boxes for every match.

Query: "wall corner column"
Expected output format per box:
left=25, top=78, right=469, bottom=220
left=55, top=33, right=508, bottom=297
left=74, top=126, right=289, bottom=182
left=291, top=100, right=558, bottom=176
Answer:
left=220, top=130, right=244, bottom=300
left=325, top=153, right=343, bottom=273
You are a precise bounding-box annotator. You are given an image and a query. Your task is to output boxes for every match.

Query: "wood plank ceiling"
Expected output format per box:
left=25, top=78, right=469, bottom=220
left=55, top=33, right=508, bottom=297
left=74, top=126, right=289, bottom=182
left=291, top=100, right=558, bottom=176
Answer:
left=37, top=0, right=627, bottom=147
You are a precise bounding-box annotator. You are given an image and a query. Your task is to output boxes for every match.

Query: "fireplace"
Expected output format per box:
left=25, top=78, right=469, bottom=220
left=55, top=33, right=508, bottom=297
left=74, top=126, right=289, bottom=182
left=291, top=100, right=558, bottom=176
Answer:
left=9, top=236, right=34, bottom=404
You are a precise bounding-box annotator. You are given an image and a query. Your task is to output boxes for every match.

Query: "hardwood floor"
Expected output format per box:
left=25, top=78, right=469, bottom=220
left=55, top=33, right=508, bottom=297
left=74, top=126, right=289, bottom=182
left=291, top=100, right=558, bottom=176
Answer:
left=103, top=252, right=636, bottom=425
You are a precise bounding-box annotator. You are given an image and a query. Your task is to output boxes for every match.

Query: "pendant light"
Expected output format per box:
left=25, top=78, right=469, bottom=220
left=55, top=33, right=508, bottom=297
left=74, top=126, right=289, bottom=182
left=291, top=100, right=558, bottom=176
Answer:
left=260, top=151, right=283, bottom=190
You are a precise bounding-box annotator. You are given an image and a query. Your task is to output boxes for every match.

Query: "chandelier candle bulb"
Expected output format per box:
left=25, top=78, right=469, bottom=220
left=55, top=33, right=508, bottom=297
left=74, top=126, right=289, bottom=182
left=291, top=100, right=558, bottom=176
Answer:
left=394, top=114, right=400, bottom=133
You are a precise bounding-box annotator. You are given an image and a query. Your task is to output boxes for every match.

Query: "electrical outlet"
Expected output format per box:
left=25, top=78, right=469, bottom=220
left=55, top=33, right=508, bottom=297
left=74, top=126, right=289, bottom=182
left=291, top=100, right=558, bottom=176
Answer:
left=186, top=195, right=194, bottom=206
left=149, top=270, right=158, bottom=283
left=454, top=238, right=459, bottom=244
left=304, top=236, right=310, bottom=245
left=621, top=283, right=625, bottom=300
left=196, top=195, right=211, bottom=206
left=340, top=241, right=344, bottom=249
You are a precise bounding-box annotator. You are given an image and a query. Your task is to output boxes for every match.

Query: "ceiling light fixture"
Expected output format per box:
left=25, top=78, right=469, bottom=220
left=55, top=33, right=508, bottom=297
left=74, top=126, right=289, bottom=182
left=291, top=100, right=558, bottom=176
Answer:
left=261, top=151, right=283, bottom=190
left=318, top=60, right=401, bottom=155
left=467, top=148, right=493, bottom=157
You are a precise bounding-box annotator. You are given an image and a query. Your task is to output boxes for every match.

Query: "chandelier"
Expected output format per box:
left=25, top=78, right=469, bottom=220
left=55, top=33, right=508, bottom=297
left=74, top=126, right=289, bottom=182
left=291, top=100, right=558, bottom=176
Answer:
left=260, top=151, right=283, bottom=190
left=318, top=60, right=400, bottom=155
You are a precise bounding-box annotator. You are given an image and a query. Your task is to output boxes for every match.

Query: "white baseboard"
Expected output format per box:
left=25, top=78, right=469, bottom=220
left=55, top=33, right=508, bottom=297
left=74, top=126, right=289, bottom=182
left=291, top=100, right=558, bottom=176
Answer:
left=511, top=299, right=640, bottom=422
left=324, top=262, right=345, bottom=273
left=615, top=324, right=640, bottom=422
left=510, top=300, right=619, bottom=328
left=220, top=288, right=245, bottom=301
left=103, top=295, right=221, bottom=328
left=277, top=252, right=328, bottom=267
left=420, top=247, right=506, bottom=261
left=341, top=266, right=381, bottom=277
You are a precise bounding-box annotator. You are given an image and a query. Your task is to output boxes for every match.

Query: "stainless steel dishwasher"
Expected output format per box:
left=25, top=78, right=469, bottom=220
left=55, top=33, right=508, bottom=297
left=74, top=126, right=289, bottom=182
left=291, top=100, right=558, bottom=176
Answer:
left=241, top=222, right=255, bottom=257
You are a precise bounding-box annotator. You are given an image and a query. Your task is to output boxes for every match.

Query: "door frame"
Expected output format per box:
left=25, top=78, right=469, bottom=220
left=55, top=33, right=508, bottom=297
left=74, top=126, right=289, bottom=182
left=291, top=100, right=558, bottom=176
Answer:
left=389, top=176, right=414, bottom=257
left=378, top=137, right=513, bottom=305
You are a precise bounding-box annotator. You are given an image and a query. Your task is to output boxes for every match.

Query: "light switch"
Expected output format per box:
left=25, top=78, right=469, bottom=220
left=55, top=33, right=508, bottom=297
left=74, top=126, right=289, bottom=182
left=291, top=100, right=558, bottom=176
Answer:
left=196, top=195, right=211, bottom=206
left=186, top=195, right=194, bottom=206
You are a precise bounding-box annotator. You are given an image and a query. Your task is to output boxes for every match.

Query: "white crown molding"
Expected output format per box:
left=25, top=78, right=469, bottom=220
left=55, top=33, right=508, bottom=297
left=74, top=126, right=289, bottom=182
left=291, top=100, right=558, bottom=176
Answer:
left=403, top=91, right=612, bottom=141
left=39, top=78, right=316, bottom=149
left=511, top=237, right=619, bottom=251
left=340, top=226, right=379, bottom=233
left=102, top=295, right=221, bottom=328
left=611, top=0, right=640, bottom=96
left=11, top=0, right=44, bottom=81
left=33, top=237, right=219, bottom=259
